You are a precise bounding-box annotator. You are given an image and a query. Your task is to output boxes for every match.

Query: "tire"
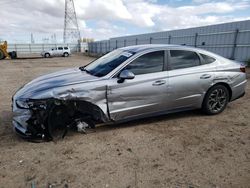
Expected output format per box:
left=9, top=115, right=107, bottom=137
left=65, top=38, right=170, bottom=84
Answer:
left=63, top=52, right=69, bottom=57
left=47, top=105, right=72, bottom=140
left=0, top=50, right=6, bottom=60
left=11, top=51, right=17, bottom=59
left=8, top=51, right=17, bottom=59
left=202, top=85, right=229, bottom=115
left=44, top=53, right=50, bottom=58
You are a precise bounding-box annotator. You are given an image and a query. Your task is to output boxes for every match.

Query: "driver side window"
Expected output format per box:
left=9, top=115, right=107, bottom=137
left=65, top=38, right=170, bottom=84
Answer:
left=124, top=51, right=164, bottom=75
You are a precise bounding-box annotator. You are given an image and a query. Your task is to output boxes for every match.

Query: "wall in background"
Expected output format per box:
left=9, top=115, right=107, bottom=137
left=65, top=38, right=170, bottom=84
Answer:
left=88, top=20, right=250, bottom=62
left=7, top=43, right=83, bottom=54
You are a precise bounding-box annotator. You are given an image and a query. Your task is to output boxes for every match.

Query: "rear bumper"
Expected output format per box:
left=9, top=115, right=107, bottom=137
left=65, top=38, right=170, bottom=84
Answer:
left=231, top=92, right=245, bottom=102
left=231, top=79, right=247, bottom=101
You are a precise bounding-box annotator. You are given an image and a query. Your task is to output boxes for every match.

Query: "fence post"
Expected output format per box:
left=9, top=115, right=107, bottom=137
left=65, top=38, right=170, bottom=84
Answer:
left=100, top=42, right=102, bottom=54
left=149, top=37, right=152, bottom=44
left=115, top=40, right=118, bottom=49
left=124, top=39, right=126, bottom=47
left=194, top=33, right=198, bottom=47
left=29, top=44, right=31, bottom=53
left=168, top=35, right=171, bottom=44
left=108, top=40, right=110, bottom=52
left=231, top=29, right=239, bottom=60
left=105, top=42, right=107, bottom=53
left=135, top=38, right=138, bottom=45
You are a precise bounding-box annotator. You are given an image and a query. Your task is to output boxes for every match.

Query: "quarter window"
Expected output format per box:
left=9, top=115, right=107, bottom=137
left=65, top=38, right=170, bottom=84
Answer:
left=124, top=51, right=164, bottom=75
left=64, top=47, right=68, bottom=50
left=58, top=47, right=63, bottom=50
left=169, top=50, right=200, bottom=70
left=200, top=53, right=216, bottom=64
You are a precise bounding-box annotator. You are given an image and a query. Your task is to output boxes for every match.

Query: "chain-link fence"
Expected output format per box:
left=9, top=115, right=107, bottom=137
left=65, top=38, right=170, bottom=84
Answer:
left=7, top=43, right=81, bottom=54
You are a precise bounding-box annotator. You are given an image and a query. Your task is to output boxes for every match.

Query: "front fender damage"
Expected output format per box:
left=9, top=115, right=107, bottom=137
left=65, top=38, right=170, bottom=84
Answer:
left=14, top=86, right=109, bottom=141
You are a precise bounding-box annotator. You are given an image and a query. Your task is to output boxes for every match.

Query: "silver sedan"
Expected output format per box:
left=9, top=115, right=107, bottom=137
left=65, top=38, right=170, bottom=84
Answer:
left=12, top=44, right=247, bottom=140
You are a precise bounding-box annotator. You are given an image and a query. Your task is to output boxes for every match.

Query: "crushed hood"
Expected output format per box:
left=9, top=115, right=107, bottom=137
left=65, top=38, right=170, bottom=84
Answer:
left=14, top=68, right=99, bottom=99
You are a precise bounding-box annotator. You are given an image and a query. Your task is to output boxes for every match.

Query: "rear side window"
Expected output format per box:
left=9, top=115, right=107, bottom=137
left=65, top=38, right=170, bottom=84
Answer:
left=200, top=53, right=216, bottom=64
left=64, top=47, right=68, bottom=50
left=169, top=50, right=200, bottom=70
left=124, top=51, right=164, bottom=75
left=58, top=47, right=63, bottom=50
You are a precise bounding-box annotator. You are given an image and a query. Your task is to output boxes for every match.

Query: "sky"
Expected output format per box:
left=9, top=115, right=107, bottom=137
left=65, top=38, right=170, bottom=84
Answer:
left=0, top=0, right=250, bottom=43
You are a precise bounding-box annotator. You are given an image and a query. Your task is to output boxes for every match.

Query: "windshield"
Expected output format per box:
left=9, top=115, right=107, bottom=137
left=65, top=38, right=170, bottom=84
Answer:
left=84, top=49, right=135, bottom=77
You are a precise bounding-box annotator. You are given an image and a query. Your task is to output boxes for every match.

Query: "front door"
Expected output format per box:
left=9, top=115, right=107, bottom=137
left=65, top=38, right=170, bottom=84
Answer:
left=107, top=50, right=169, bottom=121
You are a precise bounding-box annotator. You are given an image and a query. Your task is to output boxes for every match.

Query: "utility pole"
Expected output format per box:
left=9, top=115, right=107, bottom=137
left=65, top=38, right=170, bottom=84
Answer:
left=31, top=33, right=35, bottom=44
left=63, top=0, right=81, bottom=43
left=51, top=33, right=57, bottom=43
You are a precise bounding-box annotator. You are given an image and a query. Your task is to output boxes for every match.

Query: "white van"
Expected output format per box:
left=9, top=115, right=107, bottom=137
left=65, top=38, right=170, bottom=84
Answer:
left=41, top=47, right=71, bottom=58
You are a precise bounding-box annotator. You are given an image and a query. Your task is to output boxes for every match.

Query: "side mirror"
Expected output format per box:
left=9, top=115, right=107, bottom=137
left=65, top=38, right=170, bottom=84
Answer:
left=118, top=70, right=135, bottom=83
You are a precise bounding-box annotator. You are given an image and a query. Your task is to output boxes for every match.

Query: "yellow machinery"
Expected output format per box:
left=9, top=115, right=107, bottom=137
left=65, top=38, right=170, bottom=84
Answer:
left=0, top=41, right=10, bottom=59
left=0, top=41, right=17, bottom=60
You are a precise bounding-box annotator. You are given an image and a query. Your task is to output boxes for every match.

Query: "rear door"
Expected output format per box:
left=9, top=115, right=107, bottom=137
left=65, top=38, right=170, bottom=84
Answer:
left=57, top=47, right=64, bottom=56
left=167, top=50, right=216, bottom=109
left=107, top=50, right=169, bottom=121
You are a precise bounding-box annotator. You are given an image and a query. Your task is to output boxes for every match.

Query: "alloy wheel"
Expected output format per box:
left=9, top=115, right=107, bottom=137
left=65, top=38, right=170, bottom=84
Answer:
left=208, top=88, right=227, bottom=113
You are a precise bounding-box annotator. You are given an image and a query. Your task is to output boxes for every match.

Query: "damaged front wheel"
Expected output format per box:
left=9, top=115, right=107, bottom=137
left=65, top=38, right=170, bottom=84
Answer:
left=47, top=103, right=96, bottom=141
left=47, top=105, right=72, bottom=140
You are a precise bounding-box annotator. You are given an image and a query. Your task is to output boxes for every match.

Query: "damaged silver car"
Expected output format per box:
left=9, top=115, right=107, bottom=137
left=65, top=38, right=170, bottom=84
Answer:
left=12, top=44, right=247, bottom=140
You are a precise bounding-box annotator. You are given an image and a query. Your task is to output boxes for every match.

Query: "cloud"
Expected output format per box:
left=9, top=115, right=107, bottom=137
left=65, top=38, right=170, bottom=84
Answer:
left=0, top=0, right=249, bottom=42
left=75, top=0, right=132, bottom=20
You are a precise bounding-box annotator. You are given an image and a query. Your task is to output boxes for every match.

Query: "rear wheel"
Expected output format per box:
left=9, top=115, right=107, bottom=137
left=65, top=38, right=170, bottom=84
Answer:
left=202, top=85, right=229, bottom=115
left=45, top=53, right=50, bottom=58
left=8, top=51, right=17, bottom=59
left=63, top=52, right=69, bottom=57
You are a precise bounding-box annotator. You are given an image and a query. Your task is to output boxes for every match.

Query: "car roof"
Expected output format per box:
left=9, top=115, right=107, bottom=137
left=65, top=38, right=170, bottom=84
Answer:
left=120, top=44, right=199, bottom=53
left=119, top=44, right=226, bottom=60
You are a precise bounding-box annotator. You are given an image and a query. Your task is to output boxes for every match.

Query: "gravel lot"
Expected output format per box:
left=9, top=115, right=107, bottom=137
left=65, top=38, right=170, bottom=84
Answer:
left=0, top=54, right=249, bottom=188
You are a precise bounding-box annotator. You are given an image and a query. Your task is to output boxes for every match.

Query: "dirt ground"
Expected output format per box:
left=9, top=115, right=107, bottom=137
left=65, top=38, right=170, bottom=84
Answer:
left=0, top=54, right=249, bottom=188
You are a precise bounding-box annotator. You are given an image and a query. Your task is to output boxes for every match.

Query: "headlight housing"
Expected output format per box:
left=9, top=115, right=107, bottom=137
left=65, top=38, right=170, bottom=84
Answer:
left=16, top=99, right=47, bottom=109
left=16, top=99, right=30, bottom=109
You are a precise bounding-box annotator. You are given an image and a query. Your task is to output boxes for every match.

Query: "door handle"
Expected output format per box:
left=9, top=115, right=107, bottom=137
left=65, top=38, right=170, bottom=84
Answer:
left=152, top=80, right=166, bottom=86
left=200, top=74, right=211, bottom=79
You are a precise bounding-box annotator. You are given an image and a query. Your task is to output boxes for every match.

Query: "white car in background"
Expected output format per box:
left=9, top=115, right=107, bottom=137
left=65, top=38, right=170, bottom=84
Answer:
left=41, top=47, right=71, bottom=58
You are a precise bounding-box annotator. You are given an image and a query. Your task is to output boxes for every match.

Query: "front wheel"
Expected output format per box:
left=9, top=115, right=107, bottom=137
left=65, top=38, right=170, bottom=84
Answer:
left=0, top=50, right=6, bottom=60
left=202, top=85, right=229, bottom=115
left=47, top=105, right=72, bottom=140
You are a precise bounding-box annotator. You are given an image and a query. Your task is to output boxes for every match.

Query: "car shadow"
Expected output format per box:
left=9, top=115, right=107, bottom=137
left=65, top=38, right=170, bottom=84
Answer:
left=94, top=109, right=204, bottom=133
left=1, top=109, right=204, bottom=143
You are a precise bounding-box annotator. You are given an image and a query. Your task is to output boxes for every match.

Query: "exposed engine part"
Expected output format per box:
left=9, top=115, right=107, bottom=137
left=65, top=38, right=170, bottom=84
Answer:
left=76, top=121, right=89, bottom=133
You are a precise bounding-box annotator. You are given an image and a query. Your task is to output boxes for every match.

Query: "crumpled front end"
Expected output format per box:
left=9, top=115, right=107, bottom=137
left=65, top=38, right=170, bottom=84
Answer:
left=12, top=97, right=50, bottom=139
left=11, top=68, right=111, bottom=141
